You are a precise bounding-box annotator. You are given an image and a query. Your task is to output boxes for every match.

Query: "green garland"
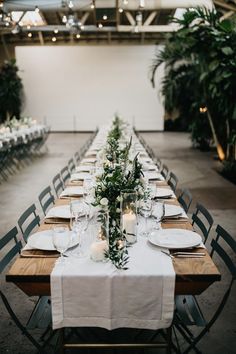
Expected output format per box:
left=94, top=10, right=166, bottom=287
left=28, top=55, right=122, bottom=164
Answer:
left=94, top=117, right=144, bottom=269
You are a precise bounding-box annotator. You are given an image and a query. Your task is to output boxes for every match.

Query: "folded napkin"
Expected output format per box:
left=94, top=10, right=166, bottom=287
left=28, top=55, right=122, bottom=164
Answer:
left=60, top=186, right=84, bottom=198
left=75, top=165, right=93, bottom=173
left=70, top=172, right=91, bottom=181
left=144, top=171, right=164, bottom=181
left=45, top=205, right=71, bottom=219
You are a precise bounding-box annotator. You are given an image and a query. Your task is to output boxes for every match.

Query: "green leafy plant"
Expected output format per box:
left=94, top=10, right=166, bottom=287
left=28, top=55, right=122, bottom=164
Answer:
left=0, top=59, right=23, bottom=124
left=151, top=7, right=236, bottom=161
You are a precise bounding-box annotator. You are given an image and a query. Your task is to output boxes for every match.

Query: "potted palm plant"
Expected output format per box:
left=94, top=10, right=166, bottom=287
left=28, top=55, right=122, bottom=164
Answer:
left=0, top=59, right=23, bottom=124
left=151, top=7, right=236, bottom=164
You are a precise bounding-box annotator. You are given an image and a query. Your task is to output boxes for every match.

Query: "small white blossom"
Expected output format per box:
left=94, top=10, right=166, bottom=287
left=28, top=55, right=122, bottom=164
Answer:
left=116, top=208, right=121, bottom=213
left=116, top=196, right=121, bottom=202
left=100, top=197, right=109, bottom=206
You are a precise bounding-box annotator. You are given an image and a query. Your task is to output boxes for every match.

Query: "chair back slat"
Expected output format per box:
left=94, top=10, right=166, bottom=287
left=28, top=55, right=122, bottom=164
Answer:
left=0, top=227, right=22, bottom=273
left=18, top=204, right=40, bottom=243
left=38, top=186, right=55, bottom=215
left=61, top=166, right=70, bottom=185
left=161, top=164, right=169, bottom=179
left=211, top=225, right=236, bottom=278
left=53, top=173, right=64, bottom=197
left=68, top=158, right=76, bottom=173
left=178, top=188, right=192, bottom=213
left=192, top=203, right=213, bottom=243
left=168, top=172, right=178, bottom=192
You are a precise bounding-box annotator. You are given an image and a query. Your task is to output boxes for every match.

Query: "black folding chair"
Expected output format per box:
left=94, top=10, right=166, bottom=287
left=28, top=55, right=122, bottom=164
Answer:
left=178, top=188, right=193, bottom=213
left=192, top=203, right=214, bottom=244
left=0, top=227, right=46, bottom=353
left=154, top=157, right=162, bottom=170
left=61, top=166, right=71, bottom=186
left=68, top=158, right=76, bottom=174
left=167, top=172, right=178, bottom=192
left=52, top=173, right=64, bottom=197
left=161, top=164, right=169, bottom=179
left=38, top=186, right=55, bottom=215
left=175, top=224, right=235, bottom=354
left=18, top=204, right=40, bottom=243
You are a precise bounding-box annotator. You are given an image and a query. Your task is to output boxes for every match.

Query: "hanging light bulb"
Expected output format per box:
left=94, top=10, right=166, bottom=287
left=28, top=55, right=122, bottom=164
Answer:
left=52, top=36, right=57, bottom=42
left=35, top=6, right=39, bottom=13
left=28, top=32, right=32, bottom=37
left=27, top=25, right=31, bottom=30
left=68, top=1, right=74, bottom=8
left=103, top=14, right=108, bottom=20
left=76, top=33, right=80, bottom=39
left=54, top=28, right=59, bottom=34
left=62, top=15, right=67, bottom=23
left=98, top=23, right=103, bottom=28
left=90, top=1, right=95, bottom=9
left=119, top=8, right=123, bottom=13
left=123, top=0, right=128, bottom=5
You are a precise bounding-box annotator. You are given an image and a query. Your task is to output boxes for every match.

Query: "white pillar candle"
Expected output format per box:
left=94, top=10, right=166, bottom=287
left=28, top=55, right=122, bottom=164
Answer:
left=90, top=240, right=108, bottom=262
left=122, top=212, right=137, bottom=243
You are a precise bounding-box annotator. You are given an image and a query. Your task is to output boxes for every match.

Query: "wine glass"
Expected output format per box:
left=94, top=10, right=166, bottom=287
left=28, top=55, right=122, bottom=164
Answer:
left=52, top=226, right=71, bottom=263
left=70, top=199, right=84, bottom=227
left=153, top=201, right=165, bottom=230
left=139, top=198, right=153, bottom=237
left=71, top=219, right=87, bottom=258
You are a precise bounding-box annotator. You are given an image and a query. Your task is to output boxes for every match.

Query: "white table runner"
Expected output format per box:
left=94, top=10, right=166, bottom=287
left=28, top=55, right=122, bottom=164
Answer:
left=51, top=237, right=175, bottom=330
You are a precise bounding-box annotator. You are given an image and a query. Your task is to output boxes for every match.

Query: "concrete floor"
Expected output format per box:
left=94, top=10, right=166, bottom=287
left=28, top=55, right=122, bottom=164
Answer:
left=0, top=132, right=235, bottom=354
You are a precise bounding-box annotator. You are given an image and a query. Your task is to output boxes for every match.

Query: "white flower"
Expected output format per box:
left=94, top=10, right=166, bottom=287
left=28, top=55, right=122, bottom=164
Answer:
left=116, top=208, right=121, bottom=213
left=116, top=196, right=121, bottom=202
left=100, top=197, right=109, bottom=206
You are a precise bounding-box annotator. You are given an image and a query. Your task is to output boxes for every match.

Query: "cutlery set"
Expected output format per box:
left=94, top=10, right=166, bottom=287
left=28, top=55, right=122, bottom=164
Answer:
left=161, top=250, right=205, bottom=259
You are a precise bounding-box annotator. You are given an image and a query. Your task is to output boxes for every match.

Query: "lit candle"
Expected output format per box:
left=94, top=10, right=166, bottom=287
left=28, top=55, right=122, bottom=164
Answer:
left=122, top=211, right=137, bottom=244
left=90, top=240, right=108, bottom=262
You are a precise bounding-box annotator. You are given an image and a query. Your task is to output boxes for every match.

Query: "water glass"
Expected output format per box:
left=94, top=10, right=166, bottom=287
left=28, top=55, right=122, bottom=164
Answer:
left=153, top=201, right=165, bottom=230
left=52, top=226, right=71, bottom=263
left=139, top=198, right=153, bottom=237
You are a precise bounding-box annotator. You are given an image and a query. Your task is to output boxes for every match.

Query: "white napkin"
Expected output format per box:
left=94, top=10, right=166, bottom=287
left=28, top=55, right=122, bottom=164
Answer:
left=60, top=186, right=84, bottom=198
left=70, top=172, right=91, bottom=181
left=45, top=205, right=71, bottom=219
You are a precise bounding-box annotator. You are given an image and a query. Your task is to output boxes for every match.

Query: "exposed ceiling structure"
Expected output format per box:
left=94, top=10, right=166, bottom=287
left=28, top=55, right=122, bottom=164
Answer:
left=0, top=0, right=235, bottom=45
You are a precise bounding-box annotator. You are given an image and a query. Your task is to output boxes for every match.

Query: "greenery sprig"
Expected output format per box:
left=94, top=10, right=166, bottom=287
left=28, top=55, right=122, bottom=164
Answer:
left=94, top=117, right=144, bottom=269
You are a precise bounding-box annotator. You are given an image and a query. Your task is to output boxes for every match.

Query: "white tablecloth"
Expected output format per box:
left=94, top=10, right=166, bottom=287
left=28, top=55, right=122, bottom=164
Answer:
left=51, top=237, right=175, bottom=330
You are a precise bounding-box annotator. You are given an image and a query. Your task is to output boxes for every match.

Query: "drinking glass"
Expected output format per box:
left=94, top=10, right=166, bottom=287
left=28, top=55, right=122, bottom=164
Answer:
left=71, top=219, right=87, bottom=258
left=52, top=226, right=71, bottom=263
left=139, top=198, right=153, bottom=237
left=70, top=199, right=84, bottom=227
left=153, top=201, right=165, bottom=230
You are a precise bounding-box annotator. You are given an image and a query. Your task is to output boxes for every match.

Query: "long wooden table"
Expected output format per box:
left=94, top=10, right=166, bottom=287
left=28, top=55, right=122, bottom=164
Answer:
left=6, top=181, right=221, bottom=297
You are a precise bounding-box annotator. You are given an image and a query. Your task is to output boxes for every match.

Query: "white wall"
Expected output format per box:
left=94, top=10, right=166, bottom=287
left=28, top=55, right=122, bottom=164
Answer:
left=16, top=45, right=164, bottom=131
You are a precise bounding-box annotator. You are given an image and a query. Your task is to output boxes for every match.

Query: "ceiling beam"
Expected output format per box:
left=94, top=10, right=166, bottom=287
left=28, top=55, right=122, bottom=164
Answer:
left=38, top=31, right=44, bottom=45
left=143, top=11, right=158, bottom=26
left=118, top=25, right=178, bottom=32
left=81, top=11, right=90, bottom=25
left=125, top=11, right=136, bottom=26
left=214, top=0, right=236, bottom=11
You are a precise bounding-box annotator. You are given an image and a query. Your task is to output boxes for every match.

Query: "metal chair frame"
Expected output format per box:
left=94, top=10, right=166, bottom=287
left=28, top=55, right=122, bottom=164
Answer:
left=52, top=173, right=64, bottom=197
left=178, top=188, right=193, bottom=213
left=167, top=172, right=179, bottom=192
left=18, top=203, right=40, bottom=243
left=38, top=186, right=55, bottom=215
left=61, top=166, right=71, bottom=186
left=0, top=227, right=46, bottom=353
left=161, top=164, right=169, bottom=180
left=68, top=158, right=76, bottom=174
left=192, top=203, right=214, bottom=243
left=175, top=225, right=235, bottom=354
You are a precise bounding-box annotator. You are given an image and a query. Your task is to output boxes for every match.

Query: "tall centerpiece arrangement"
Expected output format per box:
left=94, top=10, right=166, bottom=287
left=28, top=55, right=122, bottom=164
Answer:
left=94, top=116, right=144, bottom=269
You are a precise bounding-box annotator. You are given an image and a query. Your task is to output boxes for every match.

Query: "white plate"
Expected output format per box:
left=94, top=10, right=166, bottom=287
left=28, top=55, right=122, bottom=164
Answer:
left=153, top=204, right=182, bottom=218
left=155, top=188, right=174, bottom=198
left=27, top=230, right=77, bottom=251
left=60, top=186, right=84, bottom=197
left=81, top=157, right=96, bottom=163
left=148, top=229, right=202, bottom=249
left=45, top=205, right=71, bottom=219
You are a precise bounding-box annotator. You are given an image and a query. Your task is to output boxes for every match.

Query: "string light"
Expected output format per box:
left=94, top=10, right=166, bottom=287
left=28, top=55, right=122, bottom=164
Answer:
left=103, top=14, right=107, bottom=20
left=98, top=23, right=103, bottom=28
left=52, top=36, right=57, bottom=42
left=76, top=33, right=80, bottom=39
left=123, top=0, right=128, bottom=5
left=119, top=8, right=123, bottom=13
left=90, top=2, right=95, bottom=9
left=28, top=32, right=32, bottom=37
left=35, top=6, right=39, bottom=13
left=199, top=106, right=207, bottom=113
left=54, top=28, right=59, bottom=34
left=68, top=1, right=73, bottom=8
left=0, top=2, right=3, bottom=8
left=27, top=25, right=31, bottom=30
left=80, top=25, right=84, bottom=30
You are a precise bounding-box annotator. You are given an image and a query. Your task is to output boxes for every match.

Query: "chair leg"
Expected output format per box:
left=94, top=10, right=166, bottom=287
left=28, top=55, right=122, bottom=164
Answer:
left=1, top=291, right=46, bottom=353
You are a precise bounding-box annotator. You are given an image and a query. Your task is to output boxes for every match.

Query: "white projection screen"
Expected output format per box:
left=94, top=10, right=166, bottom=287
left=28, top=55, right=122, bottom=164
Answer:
left=16, top=45, right=164, bottom=131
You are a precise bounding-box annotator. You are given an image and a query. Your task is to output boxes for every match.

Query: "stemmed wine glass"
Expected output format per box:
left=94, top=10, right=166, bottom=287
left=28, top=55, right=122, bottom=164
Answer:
left=139, top=198, right=153, bottom=237
left=153, top=201, right=165, bottom=230
left=52, top=226, right=71, bottom=263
